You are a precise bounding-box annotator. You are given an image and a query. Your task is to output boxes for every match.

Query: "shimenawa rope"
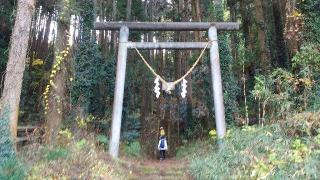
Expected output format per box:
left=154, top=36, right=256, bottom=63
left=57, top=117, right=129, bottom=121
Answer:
left=133, top=41, right=212, bottom=87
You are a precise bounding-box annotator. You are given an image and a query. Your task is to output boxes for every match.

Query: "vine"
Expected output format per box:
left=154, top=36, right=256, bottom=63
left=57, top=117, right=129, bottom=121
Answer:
left=43, top=36, right=71, bottom=115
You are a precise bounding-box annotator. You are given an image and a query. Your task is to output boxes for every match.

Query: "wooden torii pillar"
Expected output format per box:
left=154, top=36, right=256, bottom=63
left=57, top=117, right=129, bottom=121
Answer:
left=94, top=22, right=240, bottom=158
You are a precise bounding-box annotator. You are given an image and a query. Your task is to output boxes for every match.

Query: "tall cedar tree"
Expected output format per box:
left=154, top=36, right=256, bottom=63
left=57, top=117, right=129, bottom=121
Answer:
left=0, top=0, right=35, bottom=140
left=44, top=0, right=71, bottom=143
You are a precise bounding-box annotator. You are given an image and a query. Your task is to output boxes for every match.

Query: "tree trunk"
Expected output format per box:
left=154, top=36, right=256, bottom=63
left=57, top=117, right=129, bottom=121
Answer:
left=111, top=0, right=117, bottom=55
left=284, top=0, right=299, bottom=58
left=99, top=0, right=108, bottom=58
left=240, top=0, right=258, bottom=84
left=254, top=0, right=272, bottom=74
left=183, top=0, right=193, bottom=134
left=191, top=0, right=202, bottom=41
left=140, top=0, right=149, bottom=123
left=228, top=0, right=238, bottom=61
left=272, top=0, right=289, bottom=68
left=126, top=0, right=132, bottom=21
left=0, top=0, right=35, bottom=140
left=92, top=0, right=97, bottom=40
left=239, top=0, right=252, bottom=49
left=41, top=12, right=53, bottom=59
left=44, top=0, right=70, bottom=144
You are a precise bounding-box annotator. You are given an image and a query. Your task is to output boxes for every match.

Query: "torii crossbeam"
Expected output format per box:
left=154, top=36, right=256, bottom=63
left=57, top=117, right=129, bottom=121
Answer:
left=94, top=21, right=240, bottom=158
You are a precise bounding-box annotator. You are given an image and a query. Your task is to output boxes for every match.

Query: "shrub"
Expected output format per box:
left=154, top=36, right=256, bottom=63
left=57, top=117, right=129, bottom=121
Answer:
left=292, top=43, right=320, bottom=111
left=96, top=134, right=109, bottom=149
left=282, top=112, right=320, bottom=136
left=186, top=125, right=320, bottom=179
left=299, top=0, right=320, bottom=43
left=251, top=43, right=320, bottom=122
left=121, top=114, right=140, bottom=142
left=123, top=141, right=141, bottom=158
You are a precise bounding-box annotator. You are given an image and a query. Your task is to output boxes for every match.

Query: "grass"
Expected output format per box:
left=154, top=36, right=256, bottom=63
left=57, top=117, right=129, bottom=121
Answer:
left=0, top=158, right=26, bottom=180
left=43, top=147, right=69, bottom=161
left=4, top=116, right=319, bottom=180
left=177, top=124, right=320, bottom=180
left=176, top=140, right=212, bottom=159
left=122, top=140, right=141, bottom=158
left=19, top=134, right=126, bottom=179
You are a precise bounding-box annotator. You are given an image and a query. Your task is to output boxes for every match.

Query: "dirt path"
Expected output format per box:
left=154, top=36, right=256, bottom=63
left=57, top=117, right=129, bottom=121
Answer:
left=120, top=158, right=193, bottom=180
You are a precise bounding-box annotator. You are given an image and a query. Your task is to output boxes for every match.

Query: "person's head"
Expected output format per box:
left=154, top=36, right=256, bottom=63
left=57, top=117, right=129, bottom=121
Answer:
left=160, top=126, right=163, bottom=130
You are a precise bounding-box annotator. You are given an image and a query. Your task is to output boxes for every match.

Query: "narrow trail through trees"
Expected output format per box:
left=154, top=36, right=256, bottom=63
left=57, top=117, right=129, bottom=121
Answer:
left=118, top=158, right=193, bottom=180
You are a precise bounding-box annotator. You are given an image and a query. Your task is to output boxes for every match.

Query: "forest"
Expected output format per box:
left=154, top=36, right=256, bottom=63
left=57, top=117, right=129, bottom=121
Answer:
left=0, top=0, right=320, bottom=179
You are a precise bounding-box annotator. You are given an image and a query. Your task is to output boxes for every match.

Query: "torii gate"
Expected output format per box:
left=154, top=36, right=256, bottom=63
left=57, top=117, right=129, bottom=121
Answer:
left=94, top=22, right=240, bottom=158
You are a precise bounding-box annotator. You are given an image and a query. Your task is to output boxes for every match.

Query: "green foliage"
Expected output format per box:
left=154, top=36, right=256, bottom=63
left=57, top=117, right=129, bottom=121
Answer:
left=121, top=114, right=140, bottom=142
left=76, top=114, right=95, bottom=129
left=308, top=84, right=320, bottom=111
left=104, top=55, right=116, bottom=101
left=185, top=125, right=320, bottom=179
left=299, top=0, right=320, bottom=43
left=116, top=0, right=144, bottom=21
left=203, top=0, right=239, bottom=123
left=96, top=134, right=109, bottom=149
left=292, top=43, right=320, bottom=72
left=20, top=58, right=47, bottom=122
left=43, top=147, right=69, bottom=161
left=123, top=141, right=141, bottom=158
left=252, top=75, right=273, bottom=102
left=292, top=44, right=320, bottom=111
left=251, top=43, right=320, bottom=121
left=282, top=112, right=320, bottom=136
left=252, top=70, right=294, bottom=120
left=176, top=140, right=212, bottom=159
left=0, top=1, right=15, bottom=72
left=71, top=37, right=103, bottom=115
left=0, top=108, right=26, bottom=180
left=219, top=34, right=240, bottom=122
left=59, top=128, right=73, bottom=140
left=208, top=129, right=217, bottom=139
left=75, top=139, right=87, bottom=150
left=73, top=0, right=95, bottom=32
left=0, top=158, right=26, bottom=180
left=71, top=0, right=109, bottom=117
left=27, top=135, right=125, bottom=179
left=0, top=108, right=15, bottom=164
left=192, top=56, right=214, bottom=126
left=292, top=44, right=320, bottom=109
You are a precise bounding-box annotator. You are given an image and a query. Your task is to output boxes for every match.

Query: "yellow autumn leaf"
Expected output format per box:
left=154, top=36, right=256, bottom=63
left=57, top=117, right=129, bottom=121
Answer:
left=305, top=78, right=313, bottom=87
left=293, top=11, right=302, bottom=17
left=32, top=59, right=44, bottom=66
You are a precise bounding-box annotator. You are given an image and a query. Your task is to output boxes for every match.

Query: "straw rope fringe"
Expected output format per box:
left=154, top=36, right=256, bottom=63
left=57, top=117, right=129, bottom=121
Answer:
left=133, top=41, right=212, bottom=87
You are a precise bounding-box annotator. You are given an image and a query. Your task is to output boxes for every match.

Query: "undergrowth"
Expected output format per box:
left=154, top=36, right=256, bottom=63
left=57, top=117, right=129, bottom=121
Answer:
left=178, top=124, right=320, bottom=180
left=19, top=132, right=126, bottom=179
left=0, top=108, right=27, bottom=179
left=122, top=140, right=141, bottom=158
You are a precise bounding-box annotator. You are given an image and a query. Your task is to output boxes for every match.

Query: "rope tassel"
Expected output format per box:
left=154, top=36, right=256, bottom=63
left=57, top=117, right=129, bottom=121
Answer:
left=181, top=79, right=187, bottom=98
left=154, top=76, right=160, bottom=98
left=134, top=41, right=212, bottom=97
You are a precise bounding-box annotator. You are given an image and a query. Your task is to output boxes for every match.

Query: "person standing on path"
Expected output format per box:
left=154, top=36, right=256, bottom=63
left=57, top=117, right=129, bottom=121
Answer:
left=160, top=126, right=165, bottom=138
left=158, top=135, right=168, bottom=160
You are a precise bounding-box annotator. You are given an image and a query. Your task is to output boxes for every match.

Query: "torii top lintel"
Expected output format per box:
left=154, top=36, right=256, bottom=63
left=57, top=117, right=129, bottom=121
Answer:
left=94, top=21, right=240, bottom=31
